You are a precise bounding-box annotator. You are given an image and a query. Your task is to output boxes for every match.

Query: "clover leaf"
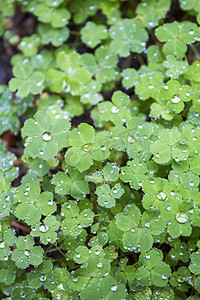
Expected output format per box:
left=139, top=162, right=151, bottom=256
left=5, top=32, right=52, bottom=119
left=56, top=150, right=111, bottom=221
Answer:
left=80, top=21, right=108, bottom=48
left=9, top=61, right=45, bottom=97
left=136, top=0, right=171, bottom=28
left=34, top=4, right=70, bottom=28
left=95, top=46, right=118, bottom=84
left=18, top=34, right=40, bottom=57
left=37, top=24, right=69, bottom=46
left=51, top=169, right=89, bottom=199
left=61, top=200, right=94, bottom=236
left=135, top=249, right=171, bottom=287
left=27, top=260, right=58, bottom=290
left=96, top=183, right=124, bottom=208
left=65, top=123, right=111, bottom=172
left=11, top=236, right=44, bottom=269
left=22, top=111, right=70, bottom=161
left=56, top=50, right=92, bottom=95
left=31, top=215, right=60, bottom=245
left=122, top=228, right=153, bottom=253
left=69, top=0, right=98, bottom=24
left=156, top=21, right=200, bottom=57
left=14, top=181, right=56, bottom=225
left=109, top=18, right=148, bottom=57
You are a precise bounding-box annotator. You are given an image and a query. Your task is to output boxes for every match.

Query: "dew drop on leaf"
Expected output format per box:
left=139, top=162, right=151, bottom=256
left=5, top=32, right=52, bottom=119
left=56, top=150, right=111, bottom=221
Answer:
left=162, top=274, right=167, bottom=280
left=171, top=96, right=181, bottom=103
left=176, top=212, right=188, bottom=223
left=111, top=106, right=119, bottom=113
left=40, top=275, right=46, bottom=282
left=40, top=225, right=49, bottom=232
left=0, top=242, right=5, bottom=248
left=111, top=285, right=118, bottom=292
left=42, top=132, right=52, bottom=142
left=20, top=292, right=26, bottom=298
left=97, top=262, right=102, bottom=268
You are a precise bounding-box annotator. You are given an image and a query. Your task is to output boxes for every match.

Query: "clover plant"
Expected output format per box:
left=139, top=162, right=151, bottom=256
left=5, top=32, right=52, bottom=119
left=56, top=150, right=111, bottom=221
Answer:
left=0, top=0, right=200, bottom=299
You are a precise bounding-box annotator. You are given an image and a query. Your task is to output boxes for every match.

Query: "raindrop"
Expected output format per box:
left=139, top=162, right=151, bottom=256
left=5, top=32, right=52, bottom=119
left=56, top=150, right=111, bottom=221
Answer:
left=162, top=274, right=167, bottom=280
left=0, top=242, right=5, bottom=248
left=97, top=262, right=102, bottom=268
left=101, top=146, right=106, bottom=151
left=165, top=205, right=171, bottom=211
left=40, top=225, right=49, bottom=232
left=40, top=275, right=46, bottom=282
left=171, top=96, right=181, bottom=103
left=24, top=250, right=30, bottom=256
left=176, top=212, right=188, bottom=223
left=111, top=106, right=119, bottom=113
left=42, top=132, right=52, bottom=142
left=20, top=292, right=26, bottom=298
left=39, top=150, right=44, bottom=155
left=111, top=285, right=118, bottom=292
left=82, top=144, right=91, bottom=152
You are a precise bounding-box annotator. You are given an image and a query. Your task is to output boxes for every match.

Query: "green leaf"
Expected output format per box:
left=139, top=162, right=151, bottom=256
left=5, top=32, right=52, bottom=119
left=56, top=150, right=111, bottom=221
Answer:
left=109, top=18, right=148, bottom=57
left=9, top=62, right=45, bottom=97
left=116, top=204, right=141, bottom=231
left=73, top=246, right=89, bottom=264
left=80, top=21, right=108, bottom=48
left=122, top=228, right=153, bottom=253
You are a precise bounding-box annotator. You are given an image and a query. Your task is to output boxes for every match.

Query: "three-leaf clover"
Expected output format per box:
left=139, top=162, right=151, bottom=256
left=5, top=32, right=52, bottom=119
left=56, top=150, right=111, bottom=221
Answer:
left=109, top=18, right=148, bottom=57
left=96, top=183, right=124, bottom=208
left=22, top=111, right=70, bottom=160
left=9, top=61, right=45, bottom=97
left=80, top=21, right=108, bottom=48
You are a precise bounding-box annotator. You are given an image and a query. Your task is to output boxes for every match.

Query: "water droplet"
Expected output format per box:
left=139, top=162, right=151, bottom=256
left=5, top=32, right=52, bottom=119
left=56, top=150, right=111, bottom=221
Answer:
left=39, top=150, right=44, bottom=155
left=38, top=164, right=43, bottom=169
left=42, top=132, right=52, bottom=142
left=20, top=292, right=26, bottom=298
left=166, top=205, right=171, bottom=211
left=24, top=250, right=30, bottom=256
left=176, top=212, right=188, bottom=223
left=40, top=225, right=49, bottom=232
left=82, top=144, right=91, bottom=152
left=157, top=192, right=166, bottom=200
left=128, top=136, right=134, bottom=143
left=162, top=274, right=167, bottom=280
left=5, top=196, right=10, bottom=201
left=171, top=96, right=181, bottom=103
left=148, top=85, right=154, bottom=89
left=40, top=275, right=46, bottom=282
left=0, top=242, right=5, bottom=248
left=76, top=254, right=81, bottom=259
left=111, top=106, right=119, bottom=113
left=97, top=262, right=102, bottom=268
left=101, top=146, right=106, bottom=151
left=111, top=285, right=118, bottom=292
left=48, top=200, right=53, bottom=205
